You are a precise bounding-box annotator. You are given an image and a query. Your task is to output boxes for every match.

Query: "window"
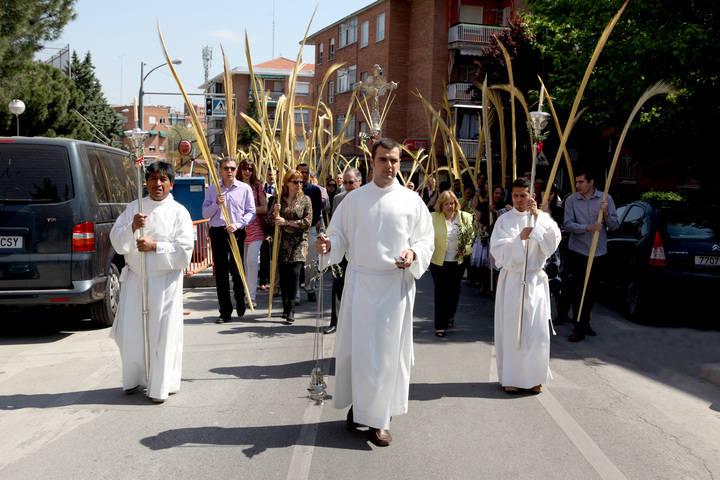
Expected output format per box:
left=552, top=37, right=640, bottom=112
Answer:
left=148, top=116, right=157, bottom=124
left=329, top=81, right=335, bottom=103
left=617, top=205, right=646, bottom=239
left=346, top=115, right=355, bottom=138
left=88, top=148, right=136, bottom=203
left=361, top=20, right=369, bottom=47
left=294, top=108, right=310, bottom=124
left=318, top=43, right=324, bottom=64
left=337, top=65, right=357, bottom=94
left=296, top=82, right=311, bottom=96
left=0, top=144, right=74, bottom=203
left=361, top=71, right=368, bottom=82
left=329, top=38, right=335, bottom=60
left=159, top=146, right=165, bottom=152
left=335, top=114, right=345, bottom=135
left=149, top=145, right=156, bottom=152
left=339, top=17, right=358, bottom=48
left=376, top=13, right=385, bottom=42
left=159, top=117, right=166, bottom=124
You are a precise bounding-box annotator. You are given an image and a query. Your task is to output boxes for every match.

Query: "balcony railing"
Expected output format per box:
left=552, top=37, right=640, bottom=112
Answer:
left=448, top=24, right=509, bottom=46
left=447, top=82, right=474, bottom=102
left=457, top=139, right=479, bottom=160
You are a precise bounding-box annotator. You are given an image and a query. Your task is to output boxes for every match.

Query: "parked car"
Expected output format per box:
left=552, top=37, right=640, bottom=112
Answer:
left=602, top=199, right=719, bottom=325
left=0, top=136, right=137, bottom=326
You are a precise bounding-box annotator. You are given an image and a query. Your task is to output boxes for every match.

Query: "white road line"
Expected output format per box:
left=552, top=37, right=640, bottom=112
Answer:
left=489, top=345, right=627, bottom=480
left=537, top=388, right=628, bottom=480
left=285, top=338, right=334, bottom=480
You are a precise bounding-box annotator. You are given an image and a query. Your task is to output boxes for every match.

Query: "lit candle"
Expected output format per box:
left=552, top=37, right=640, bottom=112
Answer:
left=133, top=96, right=139, bottom=125
left=538, top=84, right=545, bottom=112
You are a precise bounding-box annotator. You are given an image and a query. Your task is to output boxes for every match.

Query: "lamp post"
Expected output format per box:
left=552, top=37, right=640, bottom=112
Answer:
left=138, top=59, right=181, bottom=130
left=8, top=99, right=25, bottom=136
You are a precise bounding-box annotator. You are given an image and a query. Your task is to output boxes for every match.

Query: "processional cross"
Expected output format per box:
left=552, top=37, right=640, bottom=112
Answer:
left=354, top=64, right=398, bottom=137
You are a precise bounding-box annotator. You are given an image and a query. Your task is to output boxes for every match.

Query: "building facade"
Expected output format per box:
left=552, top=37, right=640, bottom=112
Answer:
left=202, top=57, right=315, bottom=156
left=307, top=0, right=524, bottom=161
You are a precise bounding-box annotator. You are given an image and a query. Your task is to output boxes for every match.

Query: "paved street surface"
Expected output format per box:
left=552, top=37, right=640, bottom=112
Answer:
left=1, top=272, right=719, bottom=480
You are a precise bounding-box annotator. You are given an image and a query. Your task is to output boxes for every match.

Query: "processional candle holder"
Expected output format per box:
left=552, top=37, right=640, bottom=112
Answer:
left=354, top=64, right=398, bottom=138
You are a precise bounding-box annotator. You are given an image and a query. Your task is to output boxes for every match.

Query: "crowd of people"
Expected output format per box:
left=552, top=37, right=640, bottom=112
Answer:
left=107, top=140, right=618, bottom=448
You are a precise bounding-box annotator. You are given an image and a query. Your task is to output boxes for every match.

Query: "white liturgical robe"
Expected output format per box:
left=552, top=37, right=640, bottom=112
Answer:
left=322, top=180, right=434, bottom=430
left=109, top=193, right=193, bottom=400
left=490, top=208, right=561, bottom=389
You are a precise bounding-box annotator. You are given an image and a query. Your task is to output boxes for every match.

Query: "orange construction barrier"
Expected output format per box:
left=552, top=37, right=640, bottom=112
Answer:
left=184, top=219, right=214, bottom=277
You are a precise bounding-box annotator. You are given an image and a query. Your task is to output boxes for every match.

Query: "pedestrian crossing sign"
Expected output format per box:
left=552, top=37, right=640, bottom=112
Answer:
left=211, top=98, right=226, bottom=117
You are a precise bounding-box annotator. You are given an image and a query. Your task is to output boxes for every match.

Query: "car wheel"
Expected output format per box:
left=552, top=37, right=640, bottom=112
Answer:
left=90, top=263, right=120, bottom=327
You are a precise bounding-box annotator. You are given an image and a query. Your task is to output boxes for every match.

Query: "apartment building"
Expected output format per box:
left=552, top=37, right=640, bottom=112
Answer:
left=202, top=57, right=315, bottom=155
left=115, top=105, right=171, bottom=162
left=307, top=0, right=524, bottom=161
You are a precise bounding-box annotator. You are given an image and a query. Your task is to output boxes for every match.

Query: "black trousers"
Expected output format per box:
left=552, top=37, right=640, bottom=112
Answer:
left=279, top=262, right=303, bottom=316
left=566, top=250, right=605, bottom=331
left=210, top=226, right=246, bottom=319
left=259, top=238, right=271, bottom=285
left=329, top=258, right=348, bottom=328
left=429, top=261, right=464, bottom=331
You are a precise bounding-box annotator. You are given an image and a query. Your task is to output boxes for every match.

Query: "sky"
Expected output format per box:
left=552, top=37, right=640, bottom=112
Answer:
left=44, top=0, right=373, bottom=111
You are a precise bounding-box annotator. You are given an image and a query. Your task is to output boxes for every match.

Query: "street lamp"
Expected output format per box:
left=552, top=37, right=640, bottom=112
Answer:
left=138, top=59, right=181, bottom=129
left=8, top=99, right=25, bottom=136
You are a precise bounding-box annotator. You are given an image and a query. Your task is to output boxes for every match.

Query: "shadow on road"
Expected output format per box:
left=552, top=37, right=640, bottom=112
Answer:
left=140, top=420, right=373, bottom=457
left=410, top=381, right=522, bottom=401
left=0, top=387, right=153, bottom=410
left=210, top=358, right=336, bottom=380
left=0, top=306, right=104, bottom=345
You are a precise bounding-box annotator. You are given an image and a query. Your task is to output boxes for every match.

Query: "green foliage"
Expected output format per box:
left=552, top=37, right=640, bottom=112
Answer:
left=0, top=61, right=90, bottom=139
left=641, top=191, right=686, bottom=202
left=70, top=51, right=123, bottom=143
left=238, top=98, right=260, bottom=147
left=524, top=0, right=720, bottom=176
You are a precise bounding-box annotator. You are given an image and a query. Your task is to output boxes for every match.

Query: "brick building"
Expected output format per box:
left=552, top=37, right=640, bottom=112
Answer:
left=306, top=0, right=524, bottom=164
left=202, top=57, right=314, bottom=155
left=115, top=105, right=171, bottom=162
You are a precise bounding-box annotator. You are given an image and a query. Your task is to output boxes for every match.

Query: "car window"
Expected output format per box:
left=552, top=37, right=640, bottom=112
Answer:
left=616, top=204, right=628, bottom=221
left=616, top=205, right=645, bottom=239
left=0, top=144, right=74, bottom=203
left=89, top=148, right=136, bottom=204
left=662, top=206, right=718, bottom=240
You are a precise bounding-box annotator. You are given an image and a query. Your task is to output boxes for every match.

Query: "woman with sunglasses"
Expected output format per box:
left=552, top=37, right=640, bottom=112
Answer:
left=237, top=160, right=267, bottom=308
left=272, top=169, right=312, bottom=323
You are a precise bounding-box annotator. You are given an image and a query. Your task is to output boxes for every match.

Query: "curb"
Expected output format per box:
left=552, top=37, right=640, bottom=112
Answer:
left=699, top=363, right=720, bottom=387
left=183, top=271, right=215, bottom=288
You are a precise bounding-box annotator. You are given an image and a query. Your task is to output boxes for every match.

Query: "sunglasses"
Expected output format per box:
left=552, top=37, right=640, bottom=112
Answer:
left=242, top=167, right=253, bottom=172
left=222, top=166, right=237, bottom=171
left=290, top=180, right=303, bottom=185
left=343, top=180, right=356, bottom=185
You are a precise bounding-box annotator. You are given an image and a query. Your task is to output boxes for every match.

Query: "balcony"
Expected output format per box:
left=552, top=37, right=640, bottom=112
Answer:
left=249, top=89, right=284, bottom=105
left=448, top=24, right=509, bottom=52
left=447, top=83, right=474, bottom=102
left=457, top=139, right=479, bottom=160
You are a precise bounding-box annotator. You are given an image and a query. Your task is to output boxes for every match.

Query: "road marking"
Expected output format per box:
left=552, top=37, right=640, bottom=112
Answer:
left=285, top=338, right=334, bottom=480
left=537, top=386, right=628, bottom=480
left=489, top=345, right=627, bottom=480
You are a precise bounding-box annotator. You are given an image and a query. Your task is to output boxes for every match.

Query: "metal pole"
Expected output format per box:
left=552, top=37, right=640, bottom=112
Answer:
left=138, top=62, right=145, bottom=130
left=517, top=143, right=538, bottom=348
left=15, top=115, right=19, bottom=136
left=137, top=162, right=151, bottom=386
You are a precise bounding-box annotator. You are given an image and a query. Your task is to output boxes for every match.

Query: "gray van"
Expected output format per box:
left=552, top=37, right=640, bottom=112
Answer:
left=0, top=137, right=137, bottom=326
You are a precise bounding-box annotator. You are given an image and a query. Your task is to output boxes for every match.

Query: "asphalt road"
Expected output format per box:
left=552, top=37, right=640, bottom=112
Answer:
left=1, top=272, right=719, bottom=480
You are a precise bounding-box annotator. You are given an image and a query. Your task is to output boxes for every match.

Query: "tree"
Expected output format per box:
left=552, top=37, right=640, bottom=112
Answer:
left=0, top=61, right=90, bottom=138
left=71, top=51, right=123, bottom=142
left=525, top=0, right=720, bottom=182
left=238, top=98, right=260, bottom=147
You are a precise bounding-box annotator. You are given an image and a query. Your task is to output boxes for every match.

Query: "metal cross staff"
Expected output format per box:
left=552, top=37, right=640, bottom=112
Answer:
left=308, top=252, right=328, bottom=404
left=517, top=109, right=550, bottom=348
left=354, top=64, right=398, bottom=137
left=125, top=125, right=151, bottom=388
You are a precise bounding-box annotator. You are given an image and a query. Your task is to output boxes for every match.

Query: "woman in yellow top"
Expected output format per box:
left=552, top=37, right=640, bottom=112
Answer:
left=429, top=190, right=475, bottom=337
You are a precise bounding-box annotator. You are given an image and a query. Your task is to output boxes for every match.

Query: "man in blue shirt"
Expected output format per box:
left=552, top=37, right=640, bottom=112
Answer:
left=563, top=168, right=619, bottom=342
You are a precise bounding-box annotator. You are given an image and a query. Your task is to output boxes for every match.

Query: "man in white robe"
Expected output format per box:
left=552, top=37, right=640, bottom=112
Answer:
left=490, top=177, right=561, bottom=394
left=110, top=161, right=193, bottom=403
left=316, top=138, right=434, bottom=447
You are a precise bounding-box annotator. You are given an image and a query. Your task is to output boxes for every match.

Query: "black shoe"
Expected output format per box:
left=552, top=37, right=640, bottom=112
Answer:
left=585, top=325, right=597, bottom=336
left=307, top=292, right=317, bottom=302
left=568, top=332, right=585, bottom=342
left=286, top=312, right=295, bottom=324
left=323, top=325, right=337, bottom=334
left=281, top=312, right=288, bottom=319
left=215, top=317, right=228, bottom=324
left=346, top=406, right=359, bottom=430
left=237, top=306, right=246, bottom=318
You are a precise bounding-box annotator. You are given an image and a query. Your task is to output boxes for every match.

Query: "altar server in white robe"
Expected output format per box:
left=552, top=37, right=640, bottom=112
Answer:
left=316, top=138, right=434, bottom=447
left=490, top=177, right=561, bottom=394
left=110, top=161, right=193, bottom=403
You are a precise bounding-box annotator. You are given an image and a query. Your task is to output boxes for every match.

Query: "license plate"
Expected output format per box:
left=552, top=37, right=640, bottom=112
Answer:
left=695, top=255, right=720, bottom=267
left=0, top=236, right=23, bottom=249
